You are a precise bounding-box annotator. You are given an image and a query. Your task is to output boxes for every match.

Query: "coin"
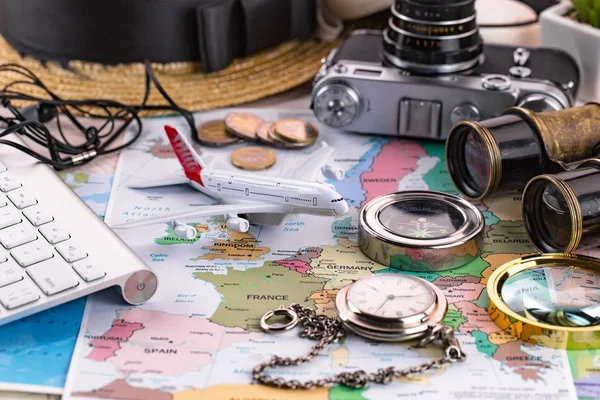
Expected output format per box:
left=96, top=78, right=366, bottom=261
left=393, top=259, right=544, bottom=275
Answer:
left=225, top=112, right=264, bottom=141
left=267, top=123, right=293, bottom=148
left=231, top=147, right=276, bottom=170
left=274, top=118, right=318, bottom=144
left=196, top=120, right=239, bottom=147
left=268, top=123, right=313, bottom=149
left=256, top=122, right=275, bottom=144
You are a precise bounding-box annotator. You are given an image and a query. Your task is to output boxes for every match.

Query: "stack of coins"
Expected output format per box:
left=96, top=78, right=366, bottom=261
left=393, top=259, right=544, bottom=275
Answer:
left=254, top=118, right=318, bottom=149
left=194, top=112, right=320, bottom=171
left=195, top=112, right=319, bottom=149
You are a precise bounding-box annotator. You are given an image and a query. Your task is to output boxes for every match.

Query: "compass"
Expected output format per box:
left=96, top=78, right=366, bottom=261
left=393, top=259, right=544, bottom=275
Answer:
left=358, top=191, right=484, bottom=271
left=312, top=83, right=360, bottom=128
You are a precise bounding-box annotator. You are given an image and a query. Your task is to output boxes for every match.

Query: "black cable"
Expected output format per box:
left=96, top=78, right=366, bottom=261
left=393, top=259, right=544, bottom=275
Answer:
left=0, top=62, right=194, bottom=170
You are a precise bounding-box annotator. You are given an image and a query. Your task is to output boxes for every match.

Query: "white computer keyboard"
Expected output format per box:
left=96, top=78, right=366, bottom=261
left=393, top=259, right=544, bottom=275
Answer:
left=0, top=133, right=157, bottom=326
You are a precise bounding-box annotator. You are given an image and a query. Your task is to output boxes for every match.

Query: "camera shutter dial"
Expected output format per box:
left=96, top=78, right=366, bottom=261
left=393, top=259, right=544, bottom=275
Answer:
left=482, top=75, right=512, bottom=91
left=313, top=84, right=360, bottom=128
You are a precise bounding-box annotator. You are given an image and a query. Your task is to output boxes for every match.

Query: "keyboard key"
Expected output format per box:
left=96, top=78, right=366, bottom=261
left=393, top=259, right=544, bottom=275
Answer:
left=0, top=209, right=21, bottom=230
left=0, top=279, right=39, bottom=309
left=0, top=172, right=21, bottom=192
left=0, top=248, right=8, bottom=263
left=56, top=240, right=87, bottom=262
left=0, top=224, right=37, bottom=249
left=27, top=258, right=79, bottom=295
left=8, top=190, right=37, bottom=209
left=0, top=198, right=7, bottom=208
left=23, top=207, right=53, bottom=226
left=39, top=224, right=70, bottom=245
left=0, top=260, right=22, bottom=288
left=11, top=240, right=53, bottom=267
left=73, top=259, right=105, bottom=282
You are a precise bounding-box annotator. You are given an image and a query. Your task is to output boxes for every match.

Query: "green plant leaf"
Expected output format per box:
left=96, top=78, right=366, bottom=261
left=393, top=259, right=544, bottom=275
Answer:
left=574, top=0, right=589, bottom=22
left=589, top=8, right=599, bottom=27
left=594, top=0, right=600, bottom=26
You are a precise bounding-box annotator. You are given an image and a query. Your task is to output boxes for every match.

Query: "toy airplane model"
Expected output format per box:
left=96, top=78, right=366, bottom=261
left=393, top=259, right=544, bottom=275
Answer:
left=111, top=125, right=349, bottom=239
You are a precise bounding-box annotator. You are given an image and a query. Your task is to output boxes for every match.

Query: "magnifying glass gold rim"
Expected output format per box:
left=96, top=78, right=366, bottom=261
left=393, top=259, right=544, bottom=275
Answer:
left=487, top=253, right=600, bottom=350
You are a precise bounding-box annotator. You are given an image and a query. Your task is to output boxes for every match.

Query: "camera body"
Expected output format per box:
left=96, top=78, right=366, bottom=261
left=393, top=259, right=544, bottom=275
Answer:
left=311, top=31, right=579, bottom=139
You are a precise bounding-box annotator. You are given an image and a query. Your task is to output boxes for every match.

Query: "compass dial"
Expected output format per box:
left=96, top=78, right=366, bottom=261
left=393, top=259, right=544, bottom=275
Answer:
left=378, top=200, right=465, bottom=239
left=347, top=274, right=435, bottom=319
left=313, top=84, right=360, bottom=128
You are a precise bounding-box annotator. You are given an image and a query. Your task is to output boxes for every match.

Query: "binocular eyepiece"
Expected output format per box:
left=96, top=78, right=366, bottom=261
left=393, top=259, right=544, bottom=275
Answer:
left=446, top=103, right=600, bottom=201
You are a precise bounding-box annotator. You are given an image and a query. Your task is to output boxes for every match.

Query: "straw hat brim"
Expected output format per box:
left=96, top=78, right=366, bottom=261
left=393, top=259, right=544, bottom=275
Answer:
left=0, top=35, right=337, bottom=114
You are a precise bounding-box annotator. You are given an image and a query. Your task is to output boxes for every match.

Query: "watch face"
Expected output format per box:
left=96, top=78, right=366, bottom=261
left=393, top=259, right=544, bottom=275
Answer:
left=347, top=274, right=435, bottom=319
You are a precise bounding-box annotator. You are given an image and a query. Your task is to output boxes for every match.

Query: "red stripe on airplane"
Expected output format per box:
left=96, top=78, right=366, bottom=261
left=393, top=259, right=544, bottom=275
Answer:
left=164, top=125, right=204, bottom=186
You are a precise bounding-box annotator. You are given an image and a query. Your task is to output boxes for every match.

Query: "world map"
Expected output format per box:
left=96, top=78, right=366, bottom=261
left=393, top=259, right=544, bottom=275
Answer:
left=63, top=110, right=600, bottom=400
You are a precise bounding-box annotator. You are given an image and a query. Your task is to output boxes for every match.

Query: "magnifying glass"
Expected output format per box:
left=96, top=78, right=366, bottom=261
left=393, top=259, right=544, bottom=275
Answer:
left=488, top=253, right=600, bottom=350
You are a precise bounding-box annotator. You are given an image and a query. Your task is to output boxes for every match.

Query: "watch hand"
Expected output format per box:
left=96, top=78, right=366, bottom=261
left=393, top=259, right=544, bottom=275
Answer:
left=374, top=298, right=389, bottom=313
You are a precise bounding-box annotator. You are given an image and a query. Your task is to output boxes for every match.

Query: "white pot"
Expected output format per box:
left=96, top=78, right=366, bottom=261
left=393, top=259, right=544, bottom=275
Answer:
left=540, top=1, right=600, bottom=101
left=477, top=0, right=540, bottom=46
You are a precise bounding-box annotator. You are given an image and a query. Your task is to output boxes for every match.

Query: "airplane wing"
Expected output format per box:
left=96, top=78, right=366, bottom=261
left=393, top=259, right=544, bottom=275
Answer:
left=284, top=142, right=335, bottom=181
left=110, top=203, right=290, bottom=230
left=127, top=174, right=190, bottom=189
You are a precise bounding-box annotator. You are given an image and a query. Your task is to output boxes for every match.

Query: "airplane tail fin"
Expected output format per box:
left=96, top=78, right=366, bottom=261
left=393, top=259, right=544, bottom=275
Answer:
left=164, top=125, right=205, bottom=185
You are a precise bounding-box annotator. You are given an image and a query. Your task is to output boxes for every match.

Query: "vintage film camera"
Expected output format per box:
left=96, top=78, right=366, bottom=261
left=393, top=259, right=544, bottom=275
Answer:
left=445, top=103, right=600, bottom=253
left=311, top=0, right=579, bottom=139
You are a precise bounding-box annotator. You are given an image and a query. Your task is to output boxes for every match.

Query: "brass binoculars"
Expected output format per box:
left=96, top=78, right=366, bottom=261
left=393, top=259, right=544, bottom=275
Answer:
left=446, top=103, right=600, bottom=253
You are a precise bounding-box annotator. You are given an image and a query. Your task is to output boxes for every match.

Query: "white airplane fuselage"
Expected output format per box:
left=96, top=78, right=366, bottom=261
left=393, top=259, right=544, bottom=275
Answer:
left=191, top=168, right=349, bottom=217
left=114, top=125, right=350, bottom=235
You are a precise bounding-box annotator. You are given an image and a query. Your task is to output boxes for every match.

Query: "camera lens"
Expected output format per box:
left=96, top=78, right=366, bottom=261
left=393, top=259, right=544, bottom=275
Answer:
left=396, top=0, right=476, bottom=22
left=383, top=0, right=483, bottom=74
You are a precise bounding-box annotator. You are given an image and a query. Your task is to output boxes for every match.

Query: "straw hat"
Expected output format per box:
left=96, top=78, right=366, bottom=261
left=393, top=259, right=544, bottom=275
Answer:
left=0, top=35, right=337, bottom=113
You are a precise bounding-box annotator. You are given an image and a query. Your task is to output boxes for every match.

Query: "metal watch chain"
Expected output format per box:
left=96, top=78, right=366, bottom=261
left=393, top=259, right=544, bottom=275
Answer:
left=253, top=304, right=466, bottom=390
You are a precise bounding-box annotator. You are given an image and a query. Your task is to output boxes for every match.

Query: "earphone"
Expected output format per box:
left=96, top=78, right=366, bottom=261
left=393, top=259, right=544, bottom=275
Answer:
left=0, top=62, right=196, bottom=170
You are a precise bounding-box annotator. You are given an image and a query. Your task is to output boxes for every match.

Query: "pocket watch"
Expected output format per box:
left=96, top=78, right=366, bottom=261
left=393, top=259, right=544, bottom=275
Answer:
left=254, top=274, right=465, bottom=390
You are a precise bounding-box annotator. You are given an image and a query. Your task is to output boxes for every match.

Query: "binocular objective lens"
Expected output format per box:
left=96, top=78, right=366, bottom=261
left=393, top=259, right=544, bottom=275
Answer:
left=378, top=200, right=464, bottom=239
left=463, top=130, right=491, bottom=195
left=524, top=181, right=573, bottom=252
left=540, top=184, right=572, bottom=250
